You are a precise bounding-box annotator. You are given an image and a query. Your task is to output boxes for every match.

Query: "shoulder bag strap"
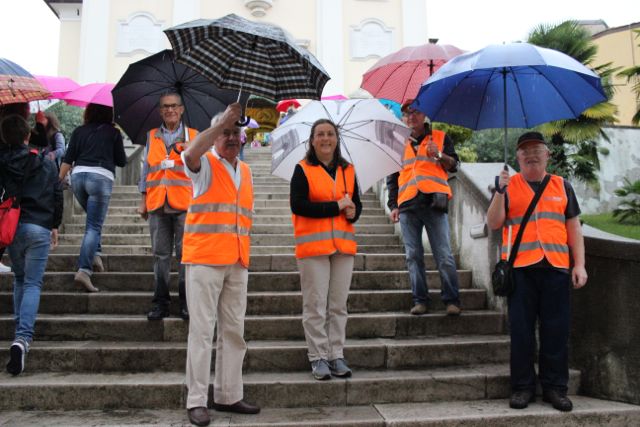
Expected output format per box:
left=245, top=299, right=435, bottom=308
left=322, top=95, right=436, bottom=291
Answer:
left=507, top=174, right=551, bottom=265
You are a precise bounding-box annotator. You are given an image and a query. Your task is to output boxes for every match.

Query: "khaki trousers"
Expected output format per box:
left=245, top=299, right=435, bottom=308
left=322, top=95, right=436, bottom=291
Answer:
left=185, top=263, right=248, bottom=409
left=297, top=253, right=354, bottom=362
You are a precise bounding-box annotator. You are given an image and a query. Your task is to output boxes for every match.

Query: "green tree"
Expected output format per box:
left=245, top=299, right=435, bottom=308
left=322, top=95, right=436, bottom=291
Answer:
left=613, top=178, right=640, bottom=224
left=45, top=101, right=84, bottom=143
left=527, top=20, right=619, bottom=184
left=617, top=29, right=640, bottom=125
left=432, top=122, right=476, bottom=162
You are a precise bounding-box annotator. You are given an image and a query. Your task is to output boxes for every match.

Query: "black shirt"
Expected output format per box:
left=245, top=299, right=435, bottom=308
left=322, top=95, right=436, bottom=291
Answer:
left=290, top=161, right=362, bottom=223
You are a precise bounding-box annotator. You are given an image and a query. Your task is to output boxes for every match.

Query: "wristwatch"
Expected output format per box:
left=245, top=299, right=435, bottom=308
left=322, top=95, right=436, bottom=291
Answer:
left=435, top=150, right=443, bottom=161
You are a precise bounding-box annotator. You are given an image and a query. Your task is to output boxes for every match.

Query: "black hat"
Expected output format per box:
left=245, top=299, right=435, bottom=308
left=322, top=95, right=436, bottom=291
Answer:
left=516, top=131, right=547, bottom=149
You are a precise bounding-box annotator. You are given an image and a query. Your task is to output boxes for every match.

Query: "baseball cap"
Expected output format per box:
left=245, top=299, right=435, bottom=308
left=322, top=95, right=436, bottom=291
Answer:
left=516, top=131, right=547, bottom=149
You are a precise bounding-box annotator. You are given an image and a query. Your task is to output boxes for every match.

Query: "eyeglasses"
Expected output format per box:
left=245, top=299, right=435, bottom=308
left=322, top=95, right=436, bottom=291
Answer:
left=160, top=103, right=182, bottom=110
left=518, top=147, right=547, bottom=155
left=402, top=109, right=421, bottom=117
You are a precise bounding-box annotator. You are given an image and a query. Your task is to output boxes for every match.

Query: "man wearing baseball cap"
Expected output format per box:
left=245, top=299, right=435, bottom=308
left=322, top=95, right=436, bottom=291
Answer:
left=487, top=131, right=588, bottom=413
left=386, top=99, right=462, bottom=317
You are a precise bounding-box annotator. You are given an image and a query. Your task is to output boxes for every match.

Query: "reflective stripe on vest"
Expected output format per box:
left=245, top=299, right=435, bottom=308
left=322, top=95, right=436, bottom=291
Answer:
left=182, top=152, right=254, bottom=267
left=397, top=129, right=451, bottom=206
left=145, top=127, right=197, bottom=211
left=293, top=160, right=357, bottom=259
left=502, top=173, right=570, bottom=268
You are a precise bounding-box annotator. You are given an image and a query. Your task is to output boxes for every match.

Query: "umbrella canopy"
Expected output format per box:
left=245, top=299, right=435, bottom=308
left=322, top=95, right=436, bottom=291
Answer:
left=361, top=42, right=464, bottom=104
left=378, top=98, right=402, bottom=119
left=275, top=99, right=300, bottom=113
left=34, top=75, right=80, bottom=99
left=112, top=49, right=245, bottom=145
left=246, top=118, right=260, bottom=129
left=62, top=83, right=115, bottom=107
left=164, top=13, right=330, bottom=101
left=0, top=58, right=50, bottom=105
left=271, top=99, right=412, bottom=193
left=413, top=42, right=607, bottom=162
left=321, top=94, right=348, bottom=100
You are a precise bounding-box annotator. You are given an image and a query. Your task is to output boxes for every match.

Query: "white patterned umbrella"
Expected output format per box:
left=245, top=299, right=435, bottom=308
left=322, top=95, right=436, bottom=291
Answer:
left=164, top=14, right=330, bottom=101
left=271, top=99, right=412, bottom=193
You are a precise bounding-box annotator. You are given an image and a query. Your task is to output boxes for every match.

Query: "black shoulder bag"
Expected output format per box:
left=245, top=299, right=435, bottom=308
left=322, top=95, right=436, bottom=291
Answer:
left=491, top=174, right=551, bottom=297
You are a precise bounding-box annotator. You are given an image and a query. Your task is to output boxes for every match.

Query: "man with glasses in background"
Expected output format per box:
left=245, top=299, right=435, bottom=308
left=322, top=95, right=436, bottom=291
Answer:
left=138, top=91, right=197, bottom=321
left=386, top=99, right=462, bottom=316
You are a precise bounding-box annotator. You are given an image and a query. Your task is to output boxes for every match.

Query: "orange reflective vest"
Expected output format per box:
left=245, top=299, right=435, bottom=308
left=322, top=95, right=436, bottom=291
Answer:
left=145, top=127, right=198, bottom=212
left=293, top=160, right=357, bottom=259
left=182, top=152, right=254, bottom=267
left=502, top=173, right=570, bottom=268
left=398, top=129, right=452, bottom=206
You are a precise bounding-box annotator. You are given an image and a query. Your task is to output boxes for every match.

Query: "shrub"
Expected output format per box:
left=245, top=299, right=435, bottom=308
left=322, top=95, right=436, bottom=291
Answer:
left=613, top=178, right=640, bottom=224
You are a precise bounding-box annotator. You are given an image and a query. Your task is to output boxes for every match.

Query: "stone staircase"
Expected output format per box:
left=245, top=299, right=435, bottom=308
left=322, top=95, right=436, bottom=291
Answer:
left=1, top=146, right=639, bottom=425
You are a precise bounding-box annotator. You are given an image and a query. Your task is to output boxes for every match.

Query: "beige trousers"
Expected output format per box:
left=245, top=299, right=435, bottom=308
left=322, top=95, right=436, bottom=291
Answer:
left=185, top=263, right=248, bottom=409
left=297, top=253, right=354, bottom=362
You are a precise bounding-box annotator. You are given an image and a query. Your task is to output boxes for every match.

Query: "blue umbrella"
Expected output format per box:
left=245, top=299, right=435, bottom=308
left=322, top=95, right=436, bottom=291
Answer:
left=378, top=98, right=402, bottom=119
left=412, top=42, right=607, bottom=162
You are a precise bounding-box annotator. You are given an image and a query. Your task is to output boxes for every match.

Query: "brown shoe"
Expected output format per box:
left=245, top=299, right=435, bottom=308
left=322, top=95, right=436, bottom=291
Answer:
left=187, top=406, right=210, bottom=426
left=410, top=303, right=428, bottom=315
left=446, top=304, right=461, bottom=316
left=74, top=271, right=99, bottom=293
left=92, top=255, right=105, bottom=273
left=212, top=400, right=260, bottom=414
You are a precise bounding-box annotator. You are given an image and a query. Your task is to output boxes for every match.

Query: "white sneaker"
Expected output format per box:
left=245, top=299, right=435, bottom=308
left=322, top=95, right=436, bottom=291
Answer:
left=0, top=262, right=11, bottom=273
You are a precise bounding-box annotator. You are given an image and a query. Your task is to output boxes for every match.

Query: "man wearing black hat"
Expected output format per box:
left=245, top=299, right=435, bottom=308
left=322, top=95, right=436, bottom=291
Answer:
left=487, top=131, right=588, bottom=413
left=386, top=99, right=462, bottom=317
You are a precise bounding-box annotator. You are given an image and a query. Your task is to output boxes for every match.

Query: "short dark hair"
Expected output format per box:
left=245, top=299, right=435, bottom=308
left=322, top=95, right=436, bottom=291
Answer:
left=84, top=103, right=114, bottom=125
left=159, top=91, right=183, bottom=107
left=1, top=114, right=31, bottom=147
left=0, top=102, right=30, bottom=120
left=304, top=118, right=349, bottom=169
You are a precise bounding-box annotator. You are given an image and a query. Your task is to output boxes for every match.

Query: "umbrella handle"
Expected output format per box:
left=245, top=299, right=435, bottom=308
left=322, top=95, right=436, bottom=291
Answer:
left=494, top=175, right=507, bottom=194
left=236, top=116, right=251, bottom=127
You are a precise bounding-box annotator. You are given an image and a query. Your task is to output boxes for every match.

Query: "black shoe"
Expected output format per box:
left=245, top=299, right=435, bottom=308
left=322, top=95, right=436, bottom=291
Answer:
left=179, top=307, right=189, bottom=321
left=187, top=406, right=210, bottom=426
left=6, top=341, right=25, bottom=376
left=509, top=390, right=535, bottom=409
left=147, top=306, right=169, bottom=321
left=212, top=400, right=260, bottom=414
left=543, top=389, right=573, bottom=412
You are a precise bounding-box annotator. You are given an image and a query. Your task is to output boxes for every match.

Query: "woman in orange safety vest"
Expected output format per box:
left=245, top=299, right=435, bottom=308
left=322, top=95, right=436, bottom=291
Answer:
left=290, top=119, right=362, bottom=381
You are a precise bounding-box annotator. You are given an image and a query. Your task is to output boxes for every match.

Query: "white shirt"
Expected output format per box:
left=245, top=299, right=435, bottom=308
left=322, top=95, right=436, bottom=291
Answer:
left=181, top=148, right=245, bottom=198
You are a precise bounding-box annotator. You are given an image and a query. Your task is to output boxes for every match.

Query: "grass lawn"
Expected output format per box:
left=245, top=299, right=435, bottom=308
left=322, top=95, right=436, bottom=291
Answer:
left=581, top=213, right=640, bottom=240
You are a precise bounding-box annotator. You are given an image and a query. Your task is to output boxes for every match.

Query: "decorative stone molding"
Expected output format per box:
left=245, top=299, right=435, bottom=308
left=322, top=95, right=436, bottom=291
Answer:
left=350, top=18, right=394, bottom=60
left=244, top=0, right=273, bottom=17
left=116, top=12, right=165, bottom=55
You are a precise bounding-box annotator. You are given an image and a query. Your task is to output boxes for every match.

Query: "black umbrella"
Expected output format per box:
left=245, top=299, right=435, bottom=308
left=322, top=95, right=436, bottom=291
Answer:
left=112, top=49, right=248, bottom=145
left=164, top=14, right=330, bottom=102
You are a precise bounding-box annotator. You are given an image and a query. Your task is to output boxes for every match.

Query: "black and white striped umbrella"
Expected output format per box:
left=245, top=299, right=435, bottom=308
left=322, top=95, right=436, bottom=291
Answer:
left=164, top=14, right=331, bottom=101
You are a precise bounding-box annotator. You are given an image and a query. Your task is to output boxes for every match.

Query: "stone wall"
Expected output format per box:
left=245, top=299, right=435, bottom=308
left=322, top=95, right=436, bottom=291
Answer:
left=574, top=126, right=640, bottom=214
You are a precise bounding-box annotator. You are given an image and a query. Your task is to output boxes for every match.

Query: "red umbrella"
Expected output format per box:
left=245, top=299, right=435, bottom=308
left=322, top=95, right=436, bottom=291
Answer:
left=34, top=75, right=80, bottom=99
left=276, top=98, right=300, bottom=113
left=0, top=58, right=50, bottom=105
left=360, top=42, right=464, bottom=104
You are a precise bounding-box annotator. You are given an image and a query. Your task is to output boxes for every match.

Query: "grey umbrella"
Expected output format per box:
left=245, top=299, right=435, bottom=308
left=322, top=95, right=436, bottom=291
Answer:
left=164, top=14, right=331, bottom=102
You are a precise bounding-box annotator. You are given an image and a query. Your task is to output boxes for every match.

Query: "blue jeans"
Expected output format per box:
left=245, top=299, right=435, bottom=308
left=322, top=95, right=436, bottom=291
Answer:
left=7, top=222, right=51, bottom=345
left=71, top=172, right=113, bottom=274
left=509, top=267, right=571, bottom=393
left=399, top=207, right=460, bottom=306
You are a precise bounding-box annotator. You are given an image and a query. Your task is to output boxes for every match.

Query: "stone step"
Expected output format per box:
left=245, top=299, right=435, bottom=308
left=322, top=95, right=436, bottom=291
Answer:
left=40, top=253, right=460, bottom=272
left=74, top=214, right=391, bottom=225
left=0, top=311, right=504, bottom=341
left=0, top=289, right=487, bottom=316
left=62, top=223, right=396, bottom=235
left=0, top=270, right=473, bottom=292
left=2, top=396, right=639, bottom=427
left=56, top=233, right=402, bottom=246
left=0, top=365, right=580, bottom=411
left=0, top=336, right=509, bottom=373
left=101, top=204, right=388, bottom=216
left=50, top=244, right=406, bottom=255
left=106, top=198, right=382, bottom=208
left=106, top=188, right=379, bottom=200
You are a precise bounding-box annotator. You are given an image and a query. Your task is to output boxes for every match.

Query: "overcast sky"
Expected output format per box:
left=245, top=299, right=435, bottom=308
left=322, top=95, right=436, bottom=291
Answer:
left=0, top=0, right=638, bottom=77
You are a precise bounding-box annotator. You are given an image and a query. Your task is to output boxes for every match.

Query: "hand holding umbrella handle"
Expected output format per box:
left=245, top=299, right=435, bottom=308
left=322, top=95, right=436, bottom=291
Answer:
left=494, top=165, right=510, bottom=194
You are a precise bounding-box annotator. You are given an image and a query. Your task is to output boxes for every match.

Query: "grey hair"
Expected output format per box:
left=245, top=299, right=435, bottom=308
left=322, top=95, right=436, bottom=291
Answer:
left=210, top=111, right=241, bottom=128
left=158, top=91, right=183, bottom=106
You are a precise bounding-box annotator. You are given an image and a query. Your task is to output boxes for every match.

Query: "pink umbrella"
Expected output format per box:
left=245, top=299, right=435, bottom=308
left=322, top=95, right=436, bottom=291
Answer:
left=34, top=75, right=80, bottom=99
left=62, top=82, right=115, bottom=107
left=321, top=94, right=348, bottom=100
left=360, top=42, right=465, bottom=104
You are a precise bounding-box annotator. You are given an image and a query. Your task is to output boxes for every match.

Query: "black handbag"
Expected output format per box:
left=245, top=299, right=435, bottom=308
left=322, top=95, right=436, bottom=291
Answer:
left=492, top=174, right=551, bottom=297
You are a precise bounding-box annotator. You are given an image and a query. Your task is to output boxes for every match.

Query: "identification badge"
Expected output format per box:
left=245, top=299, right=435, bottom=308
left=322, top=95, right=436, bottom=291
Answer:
left=161, top=159, right=175, bottom=170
